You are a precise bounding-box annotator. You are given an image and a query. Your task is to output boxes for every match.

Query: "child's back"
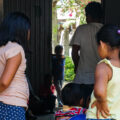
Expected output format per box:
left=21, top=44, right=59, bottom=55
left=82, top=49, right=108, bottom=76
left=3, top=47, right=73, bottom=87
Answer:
left=52, top=54, right=65, bottom=81
left=52, top=45, right=65, bottom=107
left=87, top=25, right=120, bottom=119
left=55, top=83, right=87, bottom=120
left=87, top=58, right=120, bottom=119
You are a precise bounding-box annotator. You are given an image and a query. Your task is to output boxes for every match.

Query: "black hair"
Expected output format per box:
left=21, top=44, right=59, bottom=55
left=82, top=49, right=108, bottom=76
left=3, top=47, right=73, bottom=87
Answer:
left=0, top=12, right=30, bottom=49
left=55, top=45, right=63, bottom=55
left=97, top=24, right=120, bottom=48
left=85, top=2, right=103, bottom=20
left=61, top=83, right=84, bottom=107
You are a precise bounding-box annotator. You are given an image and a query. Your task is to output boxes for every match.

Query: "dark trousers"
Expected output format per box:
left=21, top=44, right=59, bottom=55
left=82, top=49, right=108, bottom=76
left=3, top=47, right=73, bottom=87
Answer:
left=81, top=84, right=94, bottom=108
left=54, top=79, right=64, bottom=105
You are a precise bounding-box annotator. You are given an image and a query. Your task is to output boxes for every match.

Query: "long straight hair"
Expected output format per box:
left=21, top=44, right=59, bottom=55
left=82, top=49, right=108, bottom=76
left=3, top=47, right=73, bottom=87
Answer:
left=0, top=12, right=30, bottom=50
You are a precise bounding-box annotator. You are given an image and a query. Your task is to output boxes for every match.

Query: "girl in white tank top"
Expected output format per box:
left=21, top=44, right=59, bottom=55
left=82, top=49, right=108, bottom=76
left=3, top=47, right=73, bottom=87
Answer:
left=87, top=25, right=120, bottom=120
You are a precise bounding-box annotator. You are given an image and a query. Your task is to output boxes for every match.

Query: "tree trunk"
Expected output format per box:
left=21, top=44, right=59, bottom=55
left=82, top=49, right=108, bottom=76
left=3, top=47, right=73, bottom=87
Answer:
left=52, top=1, right=58, bottom=53
left=63, top=28, right=69, bottom=56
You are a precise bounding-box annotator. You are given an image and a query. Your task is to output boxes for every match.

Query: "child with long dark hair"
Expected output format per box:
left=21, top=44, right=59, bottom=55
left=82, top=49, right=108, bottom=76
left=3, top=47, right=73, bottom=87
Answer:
left=0, top=12, right=30, bottom=119
left=87, top=25, right=120, bottom=119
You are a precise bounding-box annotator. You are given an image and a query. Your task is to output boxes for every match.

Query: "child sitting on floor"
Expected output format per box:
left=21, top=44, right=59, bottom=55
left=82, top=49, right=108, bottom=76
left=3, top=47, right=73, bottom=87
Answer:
left=55, top=83, right=89, bottom=120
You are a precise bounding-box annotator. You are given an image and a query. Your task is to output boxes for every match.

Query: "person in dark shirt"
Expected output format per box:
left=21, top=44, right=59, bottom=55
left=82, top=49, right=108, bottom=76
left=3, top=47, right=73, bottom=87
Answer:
left=52, top=45, right=65, bottom=107
left=39, top=74, right=56, bottom=113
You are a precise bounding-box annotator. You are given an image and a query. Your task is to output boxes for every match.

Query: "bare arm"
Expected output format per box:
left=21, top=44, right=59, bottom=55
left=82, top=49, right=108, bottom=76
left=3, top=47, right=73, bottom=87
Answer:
left=71, top=45, right=80, bottom=73
left=92, top=63, right=112, bottom=118
left=0, top=53, right=22, bottom=92
left=94, top=63, right=109, bottom=101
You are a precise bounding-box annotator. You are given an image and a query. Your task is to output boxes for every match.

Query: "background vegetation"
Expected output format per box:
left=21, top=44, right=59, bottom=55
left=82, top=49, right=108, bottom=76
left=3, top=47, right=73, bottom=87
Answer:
left=65, top=57, right=75, bottom=81
left=52, top=0, right=101, bottom=81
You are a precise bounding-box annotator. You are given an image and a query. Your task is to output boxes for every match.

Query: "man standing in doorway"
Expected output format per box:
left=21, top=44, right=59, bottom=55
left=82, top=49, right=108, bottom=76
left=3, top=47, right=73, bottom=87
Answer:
left=70, top=2, right=103, bottom=106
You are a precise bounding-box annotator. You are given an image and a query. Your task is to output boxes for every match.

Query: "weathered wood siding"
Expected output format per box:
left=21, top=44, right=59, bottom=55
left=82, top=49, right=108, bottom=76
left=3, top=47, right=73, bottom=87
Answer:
left=103, top=0, right=120, bottom=25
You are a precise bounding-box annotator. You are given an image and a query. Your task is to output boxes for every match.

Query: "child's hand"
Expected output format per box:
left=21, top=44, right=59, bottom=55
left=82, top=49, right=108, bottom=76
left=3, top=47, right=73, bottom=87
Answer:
left=91, top=100, right=110, bottom=119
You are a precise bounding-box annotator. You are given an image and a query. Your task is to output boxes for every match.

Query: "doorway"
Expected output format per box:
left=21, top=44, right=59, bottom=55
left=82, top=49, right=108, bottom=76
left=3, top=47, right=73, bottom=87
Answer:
left=52, top=0, right=101, bottom=84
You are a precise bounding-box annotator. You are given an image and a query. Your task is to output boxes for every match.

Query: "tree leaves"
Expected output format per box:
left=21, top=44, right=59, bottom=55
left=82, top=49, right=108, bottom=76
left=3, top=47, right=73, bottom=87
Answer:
left=56, top=0, right=101, bottom=25
left=65, top=57, right=75, bottom=81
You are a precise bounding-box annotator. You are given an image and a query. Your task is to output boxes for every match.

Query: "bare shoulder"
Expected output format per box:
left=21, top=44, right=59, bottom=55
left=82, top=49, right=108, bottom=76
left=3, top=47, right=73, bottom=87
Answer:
left=96, top=62, right=112, bottom=80
left=7, top=42, right=24, bottom=52
left=96, top=62, right=112, bottom=71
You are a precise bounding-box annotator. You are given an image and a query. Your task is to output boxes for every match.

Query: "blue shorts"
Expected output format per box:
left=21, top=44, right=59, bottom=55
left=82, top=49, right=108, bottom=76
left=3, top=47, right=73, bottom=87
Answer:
left=0, top=102, right=25, bottom=120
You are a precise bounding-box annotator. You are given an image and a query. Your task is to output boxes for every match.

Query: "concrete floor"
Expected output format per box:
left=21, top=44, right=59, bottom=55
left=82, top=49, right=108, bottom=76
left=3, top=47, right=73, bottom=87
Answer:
left=36, top=114, right=55, bottom=120
left=36, top=107, right=62, bottom=120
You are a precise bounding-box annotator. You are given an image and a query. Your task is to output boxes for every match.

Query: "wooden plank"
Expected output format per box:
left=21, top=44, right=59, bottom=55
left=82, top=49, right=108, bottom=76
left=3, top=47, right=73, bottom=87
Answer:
left=44, top=0, right=52, bottom=74
left=0, top=0, right=3, bottom=22
left=104, top=0, right=120, bottom=25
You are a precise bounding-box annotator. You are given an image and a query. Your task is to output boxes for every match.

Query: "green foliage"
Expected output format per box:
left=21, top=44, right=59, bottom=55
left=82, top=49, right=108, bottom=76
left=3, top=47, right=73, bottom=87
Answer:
left=56, top=0, right=101, bottom=26
left=65, top=57, right=75, bottom=81
left=52, top=5, right=58, bottom=44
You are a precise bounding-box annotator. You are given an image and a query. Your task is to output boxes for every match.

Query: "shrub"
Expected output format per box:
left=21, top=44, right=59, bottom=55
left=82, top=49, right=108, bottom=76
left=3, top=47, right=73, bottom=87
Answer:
left=65, top=56, right=75, bottom=81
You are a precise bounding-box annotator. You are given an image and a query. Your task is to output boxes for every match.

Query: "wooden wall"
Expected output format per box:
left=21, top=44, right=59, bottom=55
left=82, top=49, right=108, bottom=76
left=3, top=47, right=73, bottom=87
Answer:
left=103, top=0, right=120, bottom=25
left=3, top=0, right=120, bottom=95
left=0, top=0, right=3, bottom=23
left=3, top=0, right=52, bottom=95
